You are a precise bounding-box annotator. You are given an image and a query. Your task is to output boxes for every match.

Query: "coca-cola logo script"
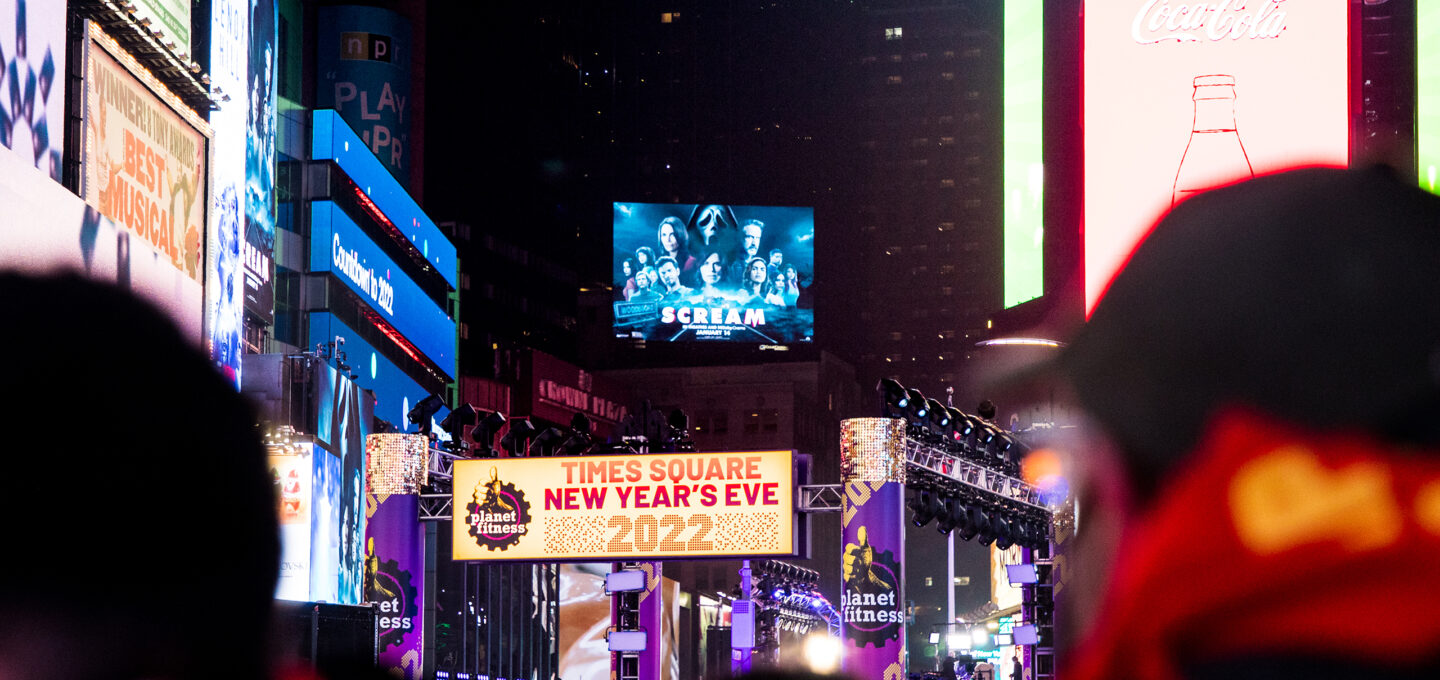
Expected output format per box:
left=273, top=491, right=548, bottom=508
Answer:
left=1133, top=0, right=1289, bottom=45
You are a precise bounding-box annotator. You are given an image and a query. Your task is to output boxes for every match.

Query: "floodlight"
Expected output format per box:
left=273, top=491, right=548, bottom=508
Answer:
left=471, top=409, right=507, bottom=448
left=936, top=496, right=961, bottom=534
left=499, top=418, right=537, bottom=456
left=1012, top=624, right=1039, bottom=646
left=929, top=632, right=941, bottom=644
left=957, top=501, right=981, bottom=541
left=407, top=394, right=445, bottom=435
left=950, top=633, right=969, bottom=650
left=908, top=489, right=943, bottom=528
left=972, top=628, right=989, bottom=646
left=1005, top=564, right=1039, bottom=585
left=606, top=630, right=647, bottom=652
left=530, top=427, right=567, bottom=457
left=877, top=378, right=909, bottom=414
left=606, top=570, right=647, bottom=593
left=439, top=404, right=478, bottom=443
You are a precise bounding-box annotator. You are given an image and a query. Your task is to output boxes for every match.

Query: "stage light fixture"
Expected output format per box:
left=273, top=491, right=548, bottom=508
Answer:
left=530, top=427, right=567, bottom=457
left=471, top=409, right=507, bottom=448
left=407, top=394, right=445, bottom=435
left=877, top=378, right=910, bottom=415
left=972, top=506, right=996, bottom=545
left=993, top=514, right=1015, bottom=550
left=956, top=501, right=981, bottom=541
left=909, top=390, right=930, bottom=419
left=372, top=417, right=398, bottom=434
left=936, top=496, right=962, bottom=534
left=439, top=403, right=478, bottom=444
left=908, top=489, right=943, bottom=528
left=500, top=418, right=537, bottom=456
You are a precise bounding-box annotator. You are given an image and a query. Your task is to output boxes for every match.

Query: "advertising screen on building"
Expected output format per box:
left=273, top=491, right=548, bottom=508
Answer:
left=245, top=0, right=278, bottom=324
left=1420, top=4, right=1440, bottom=194
left=1083, top=1, right=1349, bottom=313
left=0, top=0, right=65, bottom=181
left=128, top=0, right=191, bottom=55
left=0, top=126, right=204, bottom=340
left=1004, top=0, right=1044, bottom=308
left=310, top=200, right=456, bottom=375
left=452, top=450, right=796, bottom=562
left=316, top=5, right=414, bottom=189
left=83, top=22, right=211, bottom=286
left=613, top=203, right=813, bottom=344
left=206, top=0, right=250, bottom=387
left=271, top=446, right=313, bottom=601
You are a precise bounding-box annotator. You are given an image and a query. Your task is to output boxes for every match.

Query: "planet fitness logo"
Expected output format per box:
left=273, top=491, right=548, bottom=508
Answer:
left=842, top=525, right=903, bottom=648
left=465, top=466, right=532, bottom=550
left=366, top=540, right=419, bottom=652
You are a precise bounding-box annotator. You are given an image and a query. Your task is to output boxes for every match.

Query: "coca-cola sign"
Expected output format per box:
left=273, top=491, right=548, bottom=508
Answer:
left=1084, top=0, right=1347, bottom=314
left=1133, top=0, right=1289, bottom=45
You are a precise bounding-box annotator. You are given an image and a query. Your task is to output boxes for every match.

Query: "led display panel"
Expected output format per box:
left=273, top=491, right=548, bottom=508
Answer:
left=452, top=450, right=795, bottom=562
left=0, top=0, right=65, bottom=181
left=1004, top=0, right=1044, bottom=308
left=82, top=22, right=211, bottom=286
left=613, top=203, right=813, bottom=344
left=309, top=200, right=456, bottom=375
left=1083, top=1, right=1349, bottom=313
left=1420, top=3, right=1440, bottom=193
left=206, top=0, right=249, bottom=387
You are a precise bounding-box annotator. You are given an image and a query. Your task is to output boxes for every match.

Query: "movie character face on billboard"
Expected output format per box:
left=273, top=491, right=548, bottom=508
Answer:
left=747, top=257, right=768, bottom=286
left=659, top=217, right=687, bottom=257
left=742, top=220, right=764, bottom=259
left=635, top=246, right=655, bottom=269
left=699, top=250, right=725, bottom=287
left=622, top=258, right=635, bottom=280
left=690, top=204, right=737, bottom=250
left=769, top=248, right=784, bottom=268
left=657, top=257, right=681, bottom=290
left=633, top=269, right=650, bottom=290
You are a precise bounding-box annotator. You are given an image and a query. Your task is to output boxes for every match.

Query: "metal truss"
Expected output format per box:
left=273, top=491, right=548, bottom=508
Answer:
left=798, top=485, right=843, bottom=513
left=902, top=437, right=1048, bottom=512
left=415, top=438, right=1045, bottom=521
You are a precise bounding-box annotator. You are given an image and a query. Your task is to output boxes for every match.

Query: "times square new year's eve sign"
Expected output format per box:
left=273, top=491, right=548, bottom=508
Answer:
left=451, top=450, right=795, bottom=561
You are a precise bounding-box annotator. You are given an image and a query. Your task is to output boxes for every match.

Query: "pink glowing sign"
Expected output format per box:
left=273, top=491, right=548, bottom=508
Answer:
left=1083, top=0, right=1349, bottom=313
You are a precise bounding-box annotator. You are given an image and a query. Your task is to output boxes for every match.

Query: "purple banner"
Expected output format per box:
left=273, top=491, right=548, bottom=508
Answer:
left=366, top=493, right=423, bottom=679
left=842, top=482, right=907, bottom=677
left=840, top=418, right=908, bottom=679
left=638, top=562, right=662, bottom=680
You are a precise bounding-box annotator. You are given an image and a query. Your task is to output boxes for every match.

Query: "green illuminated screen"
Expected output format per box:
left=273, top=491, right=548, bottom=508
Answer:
left=1003, top=0, right=1044, bottom=308
left=1420, top=4, right=1440, bottom=193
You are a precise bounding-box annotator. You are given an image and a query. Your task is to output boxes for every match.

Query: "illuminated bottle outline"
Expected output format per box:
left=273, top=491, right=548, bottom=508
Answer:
left=1173, top=74, right=1254, bottom=207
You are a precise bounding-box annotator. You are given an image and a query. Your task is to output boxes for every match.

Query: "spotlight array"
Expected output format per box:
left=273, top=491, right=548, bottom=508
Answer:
left=907, top=484, right=1050, bottom=550
left=876, top=378, right=1028, bottom=478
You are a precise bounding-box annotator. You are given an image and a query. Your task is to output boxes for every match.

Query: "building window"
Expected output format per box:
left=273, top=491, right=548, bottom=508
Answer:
left=925, top=577, right=934, bottom=587
left=885, top=27, right=903, bottom=40
left=889, top=332, right=904, bottom=341
left=694, top=410, right=728, bottom=436
left=939, top=136, right=955, bottom=146
left=744, top=409, right=779, bottom=436
left=938, top=221, right=956, bottom=232
left=941, top=72, right=956, bottom=81
left=886, top=75, right=903, bottom=85
left=890, top=54, right=903, bottom=63
left=661, top=12, right=680, bottom=23
left=939, top=179, right=955, bottom=188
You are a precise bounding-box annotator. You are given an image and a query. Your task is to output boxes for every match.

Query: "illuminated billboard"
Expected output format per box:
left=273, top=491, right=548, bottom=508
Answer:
left=245, top=0, right=278, bottom=323
left=129, top=0, right=191, bottom=55
left=0, top=131, right=204, bottom=340
left=0, top=0, right=65, bottom=181
left=1420, top=4, right=1440, bottom=193
left=271, top=446, right=313, bottom=601
left=1004, top=0, right=1044, bottom=308
left=206, top=0, right=249, bottom=387
left=316, top=5, right=414, bottom=188
left=452, top=450, right=796, bottom=562
left=82, top=22, right=212, bottom=285
left=613, top=203, right=813, bottom=344
left=309, top=200, right=456, bottom=374
left=1083, top=1, right=1349, bottom=312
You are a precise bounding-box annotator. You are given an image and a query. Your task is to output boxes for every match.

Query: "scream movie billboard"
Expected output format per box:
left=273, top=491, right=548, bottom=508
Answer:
left=451, top=450, right=795, bottom=562
left=613, top=203, right=814, bottom=344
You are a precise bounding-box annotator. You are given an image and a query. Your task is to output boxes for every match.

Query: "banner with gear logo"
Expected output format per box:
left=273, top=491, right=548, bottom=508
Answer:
left=840, top=418, right=908, bottom=679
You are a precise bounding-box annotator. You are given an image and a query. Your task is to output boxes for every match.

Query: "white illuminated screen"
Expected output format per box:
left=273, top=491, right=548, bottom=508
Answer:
left=1083, top=1, right=1349, bottom=313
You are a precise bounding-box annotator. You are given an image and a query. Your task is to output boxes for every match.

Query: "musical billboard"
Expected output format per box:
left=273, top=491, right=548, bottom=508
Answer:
left=613, top=203, right=813, bottom=344
left=451, top=450, right=795, bottom=562
left=1082, top=1, right=1349, bottom=313
left=82, top=22, right=211, bottom=285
